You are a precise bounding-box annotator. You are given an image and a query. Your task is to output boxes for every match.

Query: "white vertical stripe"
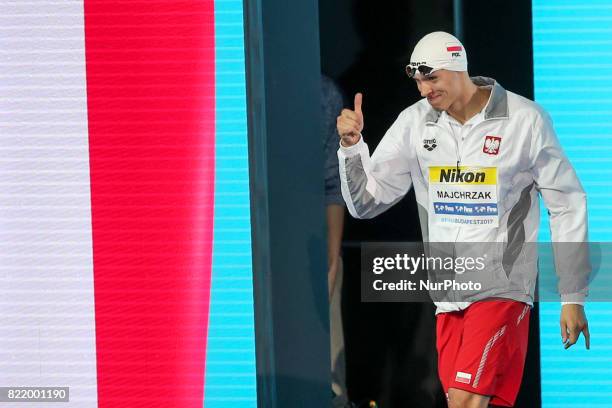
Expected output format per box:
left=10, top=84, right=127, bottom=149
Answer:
left=0, top=2, right=97, bottom=407
left=516, top=305, right=529, bottom=326
left=472, top=325, right=506, bottom=389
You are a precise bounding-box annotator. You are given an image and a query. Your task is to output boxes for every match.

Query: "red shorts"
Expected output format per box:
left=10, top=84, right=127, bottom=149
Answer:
left=436, top=300, right=531, bottom=407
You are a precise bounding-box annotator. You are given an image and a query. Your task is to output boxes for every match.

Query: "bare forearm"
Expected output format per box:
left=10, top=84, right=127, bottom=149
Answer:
left=326, top=204, right=345, bottom=265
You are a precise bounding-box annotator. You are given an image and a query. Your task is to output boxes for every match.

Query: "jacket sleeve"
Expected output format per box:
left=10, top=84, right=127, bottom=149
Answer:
left=529, top=110, right=590, bottom=303
left=337, top=114, right=413, bottom=219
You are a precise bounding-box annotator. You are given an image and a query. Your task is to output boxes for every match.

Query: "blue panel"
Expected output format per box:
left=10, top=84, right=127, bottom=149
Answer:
left=533, top=1, right=612, bottom=406
left=205, top=0, right=257, bottom=406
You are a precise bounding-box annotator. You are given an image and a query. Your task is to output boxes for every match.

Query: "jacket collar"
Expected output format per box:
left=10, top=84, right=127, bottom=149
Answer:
left=424, top=76, right=509, bottom=124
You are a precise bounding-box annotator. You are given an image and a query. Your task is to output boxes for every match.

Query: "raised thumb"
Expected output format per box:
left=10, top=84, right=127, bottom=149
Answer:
left=354, top=92, right=363, bottom=115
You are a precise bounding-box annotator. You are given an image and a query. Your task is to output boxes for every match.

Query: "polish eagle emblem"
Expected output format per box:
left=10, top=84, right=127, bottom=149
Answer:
left=483, top=136, right=501, bottom=155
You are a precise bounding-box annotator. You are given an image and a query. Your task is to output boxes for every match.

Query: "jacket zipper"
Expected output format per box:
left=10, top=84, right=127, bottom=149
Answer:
left=429, top=122, right=463, bottom=248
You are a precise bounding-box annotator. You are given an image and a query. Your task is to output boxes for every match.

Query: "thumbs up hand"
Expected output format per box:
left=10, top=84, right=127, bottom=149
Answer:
left=337, top=93, right=364, bottom=147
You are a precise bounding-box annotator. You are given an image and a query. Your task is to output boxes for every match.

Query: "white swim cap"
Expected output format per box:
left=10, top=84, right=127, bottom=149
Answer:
left=406, top=31, right=468, bottom=77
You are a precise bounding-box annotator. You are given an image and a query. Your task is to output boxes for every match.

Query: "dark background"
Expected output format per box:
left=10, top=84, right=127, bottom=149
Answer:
left=319, top=0, right=541, bottom=406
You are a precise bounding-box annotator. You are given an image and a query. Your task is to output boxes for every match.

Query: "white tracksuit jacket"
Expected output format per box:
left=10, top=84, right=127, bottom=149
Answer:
left=338, top=77, right=589, bottom=314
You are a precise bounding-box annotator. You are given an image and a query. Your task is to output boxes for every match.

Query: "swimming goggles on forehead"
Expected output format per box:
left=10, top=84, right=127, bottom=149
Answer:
left=405, top=64, right=434, bottom=78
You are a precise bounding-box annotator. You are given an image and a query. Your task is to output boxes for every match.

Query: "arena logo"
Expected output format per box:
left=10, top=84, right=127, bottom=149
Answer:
left=423, top=138, right=437, bottom=151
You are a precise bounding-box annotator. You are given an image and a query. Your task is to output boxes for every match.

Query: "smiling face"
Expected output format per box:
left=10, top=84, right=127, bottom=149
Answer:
left=413, top=69, right=464, bottom=111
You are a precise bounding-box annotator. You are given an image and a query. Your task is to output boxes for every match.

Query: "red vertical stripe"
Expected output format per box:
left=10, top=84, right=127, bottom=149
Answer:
left=84, top=1, right=215, bottom=406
